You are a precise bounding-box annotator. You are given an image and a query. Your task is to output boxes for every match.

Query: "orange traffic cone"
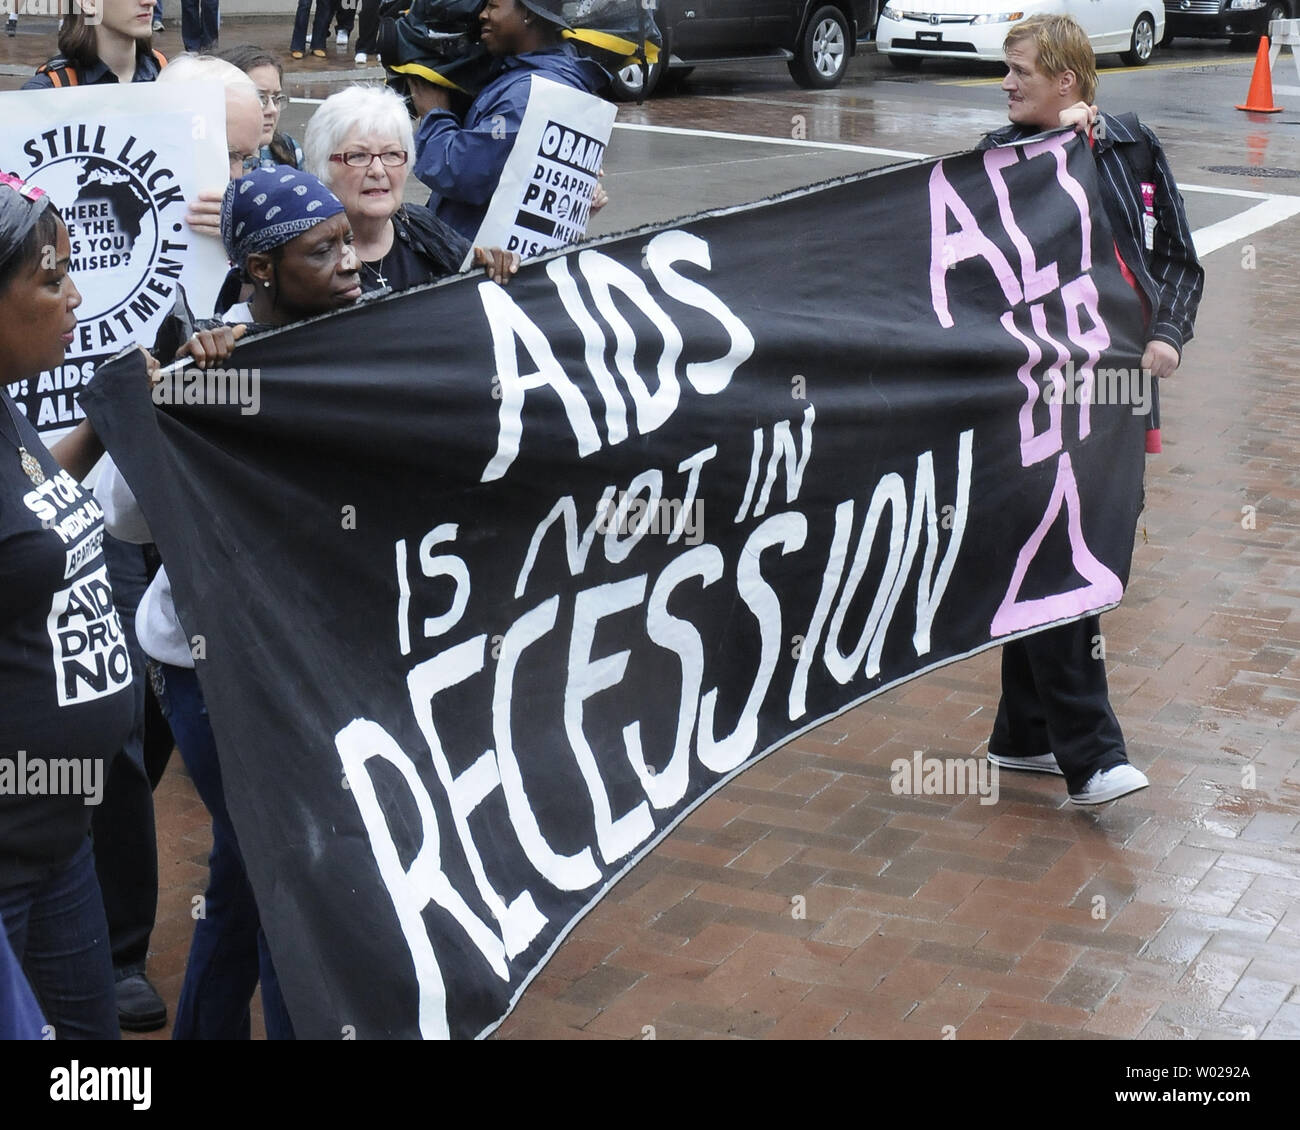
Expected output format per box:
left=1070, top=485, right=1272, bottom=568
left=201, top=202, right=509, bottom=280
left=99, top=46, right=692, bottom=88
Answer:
left=1236, top=36, right=1282, bottom=112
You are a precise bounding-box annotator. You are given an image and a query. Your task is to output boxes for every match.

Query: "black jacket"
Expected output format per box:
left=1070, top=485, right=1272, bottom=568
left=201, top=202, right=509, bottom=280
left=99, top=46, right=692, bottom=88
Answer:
left=979, top=115, right=1203, bottom=355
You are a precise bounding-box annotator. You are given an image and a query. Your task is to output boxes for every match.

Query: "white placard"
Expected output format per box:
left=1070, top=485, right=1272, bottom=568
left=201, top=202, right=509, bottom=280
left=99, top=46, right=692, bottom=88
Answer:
left=0, top=81, right=230, bottom=446
left=467, top=75, right=616, bottom=264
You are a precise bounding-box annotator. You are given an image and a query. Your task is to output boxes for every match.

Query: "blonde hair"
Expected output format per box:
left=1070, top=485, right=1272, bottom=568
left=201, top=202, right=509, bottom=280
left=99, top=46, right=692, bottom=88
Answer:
left=1005, top=15, right=1098, bottom=105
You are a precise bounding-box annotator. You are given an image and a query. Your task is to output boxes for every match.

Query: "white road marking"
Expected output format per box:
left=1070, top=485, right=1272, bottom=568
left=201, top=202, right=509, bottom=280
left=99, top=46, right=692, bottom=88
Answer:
left=1188, top=195, right=1300, bottom=256
left=612, top=121, right=927, bottom=160
left=1272, top=84, right=1300, bottom=95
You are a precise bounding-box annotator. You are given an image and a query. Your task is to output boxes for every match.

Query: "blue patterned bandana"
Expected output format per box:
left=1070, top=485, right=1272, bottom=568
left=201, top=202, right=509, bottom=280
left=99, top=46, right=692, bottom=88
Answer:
left=221, top=165, right=345, bottom=270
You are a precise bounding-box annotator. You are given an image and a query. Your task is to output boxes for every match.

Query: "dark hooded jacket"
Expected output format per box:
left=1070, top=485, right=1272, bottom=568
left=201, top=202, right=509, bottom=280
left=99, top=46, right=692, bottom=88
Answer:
left=413, top=43, right=609, bottom=239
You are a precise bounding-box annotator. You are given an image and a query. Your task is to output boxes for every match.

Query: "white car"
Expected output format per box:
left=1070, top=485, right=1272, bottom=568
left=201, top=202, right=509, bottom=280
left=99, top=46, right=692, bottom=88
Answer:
left=876, top=0, right=1165, bottom=68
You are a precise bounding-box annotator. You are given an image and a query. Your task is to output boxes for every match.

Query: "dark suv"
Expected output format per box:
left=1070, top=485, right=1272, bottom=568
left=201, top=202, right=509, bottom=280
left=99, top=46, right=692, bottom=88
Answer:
left=610, top=1, right=879, bottom=99
left=1160, top=0, right=1287, bottom=47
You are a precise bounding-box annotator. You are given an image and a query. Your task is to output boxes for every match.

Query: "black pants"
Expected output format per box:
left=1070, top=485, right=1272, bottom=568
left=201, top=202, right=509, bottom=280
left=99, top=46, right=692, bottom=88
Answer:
left=332, top=0, right=381, bottom=52
left=989, top=615, right=1127, bottom=795
left=93, top=535, right=160, bottom=977
left=292, top=0, right=334, bottom=52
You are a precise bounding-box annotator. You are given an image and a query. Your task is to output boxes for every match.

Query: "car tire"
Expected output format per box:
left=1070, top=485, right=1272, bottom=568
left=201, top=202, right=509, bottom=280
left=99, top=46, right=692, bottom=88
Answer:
left=1263, top=1, right=1289, bottom=30
left=1121, top=14, right=1156, bottom=65
left=887, top=53, right=924, bottom=71
left=609, top=58, right=662, bottom=102
left=788, top=5, right=851, bottom=89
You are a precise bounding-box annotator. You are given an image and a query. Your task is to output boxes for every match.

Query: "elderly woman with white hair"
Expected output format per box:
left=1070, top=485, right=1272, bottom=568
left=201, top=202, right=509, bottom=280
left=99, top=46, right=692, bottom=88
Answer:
left=304, top=84, right=518, bottom=294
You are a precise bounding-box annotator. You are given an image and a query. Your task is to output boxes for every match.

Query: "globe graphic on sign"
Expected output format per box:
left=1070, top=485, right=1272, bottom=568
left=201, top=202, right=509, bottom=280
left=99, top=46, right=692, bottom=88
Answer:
left=31, top=155, right=159, bottom=325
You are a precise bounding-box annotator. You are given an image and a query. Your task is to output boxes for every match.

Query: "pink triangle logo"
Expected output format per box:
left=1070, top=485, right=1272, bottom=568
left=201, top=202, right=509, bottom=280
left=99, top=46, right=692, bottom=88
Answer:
left=991, top=452, right=1123, bottom=636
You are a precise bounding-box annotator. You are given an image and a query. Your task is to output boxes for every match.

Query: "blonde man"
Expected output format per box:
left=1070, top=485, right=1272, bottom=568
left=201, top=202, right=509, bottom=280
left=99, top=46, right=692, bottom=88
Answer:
left=978, top=15, right=1202, bottom=805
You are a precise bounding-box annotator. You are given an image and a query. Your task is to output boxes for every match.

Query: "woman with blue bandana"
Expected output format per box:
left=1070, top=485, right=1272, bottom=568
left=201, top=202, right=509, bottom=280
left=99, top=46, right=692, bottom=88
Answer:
left=218, top=165, right=362, bottom=329
left=97, top=166, right=360, bottom=1040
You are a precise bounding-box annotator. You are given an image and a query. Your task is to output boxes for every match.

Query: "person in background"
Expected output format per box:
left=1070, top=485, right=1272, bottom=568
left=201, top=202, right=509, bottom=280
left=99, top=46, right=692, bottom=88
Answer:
left=291, top=0, right=332, bottom=59
left=978, top=14, right=1202, bottom=805
left=180, top=0, right=219, bottom=53
left=304, top=84, right=517, bottom=294
left=0, top=175, right=132, bottom=1040
left=409, top=0, right=609, bottom=240
left=331, top=0, right=381, bottom=64
left=219, top=45, right=305, bottom=170
left=23, top=0, right=165, bottom=90
left=153, top=1, right=164, bottom=33
left=6, top=9, right=16, bottom=37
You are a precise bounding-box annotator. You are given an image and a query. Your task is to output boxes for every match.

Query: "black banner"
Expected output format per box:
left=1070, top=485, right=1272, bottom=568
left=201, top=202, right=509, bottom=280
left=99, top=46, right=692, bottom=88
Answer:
left=83, top=132, right=1149, bottom=1039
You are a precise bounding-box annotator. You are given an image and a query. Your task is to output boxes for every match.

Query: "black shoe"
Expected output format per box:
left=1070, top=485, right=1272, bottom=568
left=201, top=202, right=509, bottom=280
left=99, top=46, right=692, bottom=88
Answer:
left=115, top=972, right=167, bottom=1032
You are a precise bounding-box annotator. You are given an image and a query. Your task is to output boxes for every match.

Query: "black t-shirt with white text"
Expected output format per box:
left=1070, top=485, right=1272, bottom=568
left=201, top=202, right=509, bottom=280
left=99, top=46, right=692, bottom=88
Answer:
left=0, top=392, right=134, bottom=886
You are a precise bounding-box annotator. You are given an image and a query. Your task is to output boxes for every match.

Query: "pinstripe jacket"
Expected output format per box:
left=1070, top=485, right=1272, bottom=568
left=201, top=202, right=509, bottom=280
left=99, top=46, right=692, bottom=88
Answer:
left=979, top=114, right=1204, bottom=357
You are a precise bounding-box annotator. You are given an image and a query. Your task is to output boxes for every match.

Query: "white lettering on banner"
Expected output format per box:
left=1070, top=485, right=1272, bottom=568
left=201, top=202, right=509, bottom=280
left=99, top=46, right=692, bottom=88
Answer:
left=493, top=597, right=603, bottom=891
left=823, top=473, right=908, bottom=685
left=406, top=640, right=548, bottom=959
left=344, top=284, right=973, bottom=1032
left=565, top=577, right=655, bottom=865
left=635, top=546, right=724, bottom=809
left=697, top=513, right=806, bottom=774
left=334, top=719, right=488, bottom=1042
left=579, top=249, right=685, bottom=436
left=45, top=563, right=132, bottom=707
left=481, top=231, right=757, bottom=483
left=351, top=426, right=972, bottom=993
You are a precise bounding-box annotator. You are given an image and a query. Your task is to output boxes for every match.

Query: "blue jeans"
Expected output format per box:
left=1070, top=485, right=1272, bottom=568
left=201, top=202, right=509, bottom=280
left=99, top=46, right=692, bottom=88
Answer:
left=181, top=0, right=219, bottom=51
left=157, top=664, right=294, bottom=1040
left=292, top=0, right=333, bottom=52
left=0, top=909, right=47, bottom=1039
left=0, top=839, right=119, bottom=1040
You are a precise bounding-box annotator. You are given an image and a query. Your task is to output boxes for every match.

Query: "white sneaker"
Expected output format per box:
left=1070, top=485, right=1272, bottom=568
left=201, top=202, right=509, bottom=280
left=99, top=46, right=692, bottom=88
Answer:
left=987, top=750, right=1064, bottom=776
left=355, top=51, right=367, bottom=64
left=1068, top=764, right=1149, bottom=805
left=336, top=29, right=348, bottom=45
